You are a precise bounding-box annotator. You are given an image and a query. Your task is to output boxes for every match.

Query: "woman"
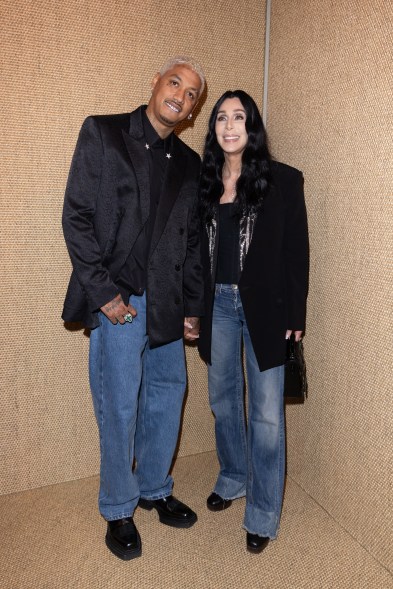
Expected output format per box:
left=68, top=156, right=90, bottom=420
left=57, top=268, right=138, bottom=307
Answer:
left=198, top=90, right=309, bottom=553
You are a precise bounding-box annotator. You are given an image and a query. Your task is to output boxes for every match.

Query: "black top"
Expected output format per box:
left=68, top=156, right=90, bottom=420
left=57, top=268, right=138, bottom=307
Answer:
left=215, top=203, right=240, bottom=284
left=117, top=109, right=172, bottom=299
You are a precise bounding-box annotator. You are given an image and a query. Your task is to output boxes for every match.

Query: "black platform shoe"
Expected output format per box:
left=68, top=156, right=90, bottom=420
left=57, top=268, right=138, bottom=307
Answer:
left=206, top=492, right=232, bottom=511
left=105, top=517, right=142, bottom=560
left=138, top=495, right=197, bottom=528
left=246, top=532, right=269, bottom=553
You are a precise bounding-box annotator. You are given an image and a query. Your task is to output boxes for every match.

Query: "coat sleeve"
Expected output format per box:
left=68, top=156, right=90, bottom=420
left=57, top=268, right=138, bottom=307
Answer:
left=182, top=160, right=205, bottom=318
left=284, top=169, right=309, bottom=330
left=62, top=117, right=119, bottom=311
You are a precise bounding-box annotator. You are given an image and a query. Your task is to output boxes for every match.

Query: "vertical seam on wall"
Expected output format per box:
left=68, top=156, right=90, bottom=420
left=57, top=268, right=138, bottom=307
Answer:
left=262, top=0, right=272, bottom=128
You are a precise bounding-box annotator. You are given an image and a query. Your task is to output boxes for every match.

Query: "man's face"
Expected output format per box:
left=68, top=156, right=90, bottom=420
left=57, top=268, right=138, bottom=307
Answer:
left=146, top=65, right=201, bottom=136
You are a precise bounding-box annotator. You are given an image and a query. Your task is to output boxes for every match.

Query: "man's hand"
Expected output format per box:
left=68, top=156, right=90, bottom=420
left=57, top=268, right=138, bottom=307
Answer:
left=286, top=329, right=303, bottom=342
left=184, top=317, right=200, bottom=341
left=100, top=294, right=137, bottom=325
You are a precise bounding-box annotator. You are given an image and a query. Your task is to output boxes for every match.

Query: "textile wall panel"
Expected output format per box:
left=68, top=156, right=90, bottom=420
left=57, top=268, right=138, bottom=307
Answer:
left=267, top=1, right=392, bottom=571
left=0, top=0, right=266, bottom=494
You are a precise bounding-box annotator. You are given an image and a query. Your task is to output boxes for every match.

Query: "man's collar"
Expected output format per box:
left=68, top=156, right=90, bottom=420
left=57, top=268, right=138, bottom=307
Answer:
left=142, top=108, right=164, bottom=146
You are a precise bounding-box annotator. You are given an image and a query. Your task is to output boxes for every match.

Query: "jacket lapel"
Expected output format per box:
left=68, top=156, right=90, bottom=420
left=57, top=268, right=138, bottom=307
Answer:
left=121, top=107, right=150, bottom=225
left=106, top=108, right=150, bottom=277
left=149, top=136, right=186, bottom=257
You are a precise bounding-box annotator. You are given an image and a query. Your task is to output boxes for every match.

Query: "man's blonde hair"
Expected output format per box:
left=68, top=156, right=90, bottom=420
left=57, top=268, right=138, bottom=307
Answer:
left=159, top=55, right=206, bottom=96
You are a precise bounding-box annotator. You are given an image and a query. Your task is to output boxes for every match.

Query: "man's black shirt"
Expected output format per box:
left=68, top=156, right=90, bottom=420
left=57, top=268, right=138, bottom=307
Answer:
left=117, top=109, right=172, bottom=301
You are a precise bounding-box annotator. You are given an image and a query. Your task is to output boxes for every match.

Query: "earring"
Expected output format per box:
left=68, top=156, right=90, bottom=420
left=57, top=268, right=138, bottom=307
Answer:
left=187, top=113, right=193, bottom=120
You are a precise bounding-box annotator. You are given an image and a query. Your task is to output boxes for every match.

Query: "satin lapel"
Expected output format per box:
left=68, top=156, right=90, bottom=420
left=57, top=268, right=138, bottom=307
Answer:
left=121, top=111, right=150, bottom=225
left=149, top=137, right=186, bottom=257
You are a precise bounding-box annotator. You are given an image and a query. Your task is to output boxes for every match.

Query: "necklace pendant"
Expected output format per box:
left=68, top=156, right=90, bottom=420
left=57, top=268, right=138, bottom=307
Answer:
left=166, top=153, right=172, bottom=159
left=145, top=143, right=150, bottom=150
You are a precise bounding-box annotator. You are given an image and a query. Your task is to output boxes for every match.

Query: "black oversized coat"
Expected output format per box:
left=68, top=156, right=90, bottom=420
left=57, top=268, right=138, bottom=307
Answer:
left=198, top=161, right=309, bottom=372
left=62, top=106, right=204, bottom=347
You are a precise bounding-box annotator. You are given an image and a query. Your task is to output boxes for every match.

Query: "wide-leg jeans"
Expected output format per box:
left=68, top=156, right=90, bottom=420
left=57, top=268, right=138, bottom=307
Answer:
left=208, top=284, right=285, bottom=538
left=89, top=293, right=187, bottom=521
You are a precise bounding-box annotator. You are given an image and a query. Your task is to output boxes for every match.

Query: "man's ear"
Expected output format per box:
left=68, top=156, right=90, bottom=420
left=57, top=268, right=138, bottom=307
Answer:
left=150, top=72, right=161, bottom=92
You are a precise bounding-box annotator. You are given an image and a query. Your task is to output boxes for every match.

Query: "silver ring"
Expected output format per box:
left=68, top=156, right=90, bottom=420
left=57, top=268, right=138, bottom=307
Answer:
left=123, top=313, right=133, bottom=323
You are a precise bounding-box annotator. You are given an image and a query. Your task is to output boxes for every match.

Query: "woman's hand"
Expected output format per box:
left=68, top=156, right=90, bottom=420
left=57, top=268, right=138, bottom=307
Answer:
left=184, top=317, right=200, bottom=341
left=286, top=329, right=303, bottom=342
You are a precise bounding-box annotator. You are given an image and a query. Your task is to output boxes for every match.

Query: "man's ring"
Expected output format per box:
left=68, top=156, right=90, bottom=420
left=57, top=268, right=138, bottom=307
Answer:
left=123, top=313, right=133, bottom=323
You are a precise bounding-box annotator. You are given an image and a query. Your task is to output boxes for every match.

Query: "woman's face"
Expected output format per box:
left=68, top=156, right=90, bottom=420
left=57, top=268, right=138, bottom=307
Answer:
left=215, top=97, right=248, bottom=156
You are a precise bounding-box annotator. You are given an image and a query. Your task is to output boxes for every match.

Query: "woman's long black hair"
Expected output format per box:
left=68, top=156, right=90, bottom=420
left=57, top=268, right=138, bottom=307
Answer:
left=199, top=90, right=271, bottom=222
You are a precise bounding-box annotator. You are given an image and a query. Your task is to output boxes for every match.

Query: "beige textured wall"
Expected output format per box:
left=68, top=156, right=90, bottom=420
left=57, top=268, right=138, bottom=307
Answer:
left=3, top=0, right=391, bottom=574
left=267, top=0, right=392, bottom=572
left=0, top=0, right=266, bottom=494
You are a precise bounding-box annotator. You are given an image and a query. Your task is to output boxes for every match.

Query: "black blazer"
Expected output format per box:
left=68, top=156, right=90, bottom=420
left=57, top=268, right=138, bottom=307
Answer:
left=62, top=106, right=204, bottom=347
left=198, top=161, right=309, bottom=372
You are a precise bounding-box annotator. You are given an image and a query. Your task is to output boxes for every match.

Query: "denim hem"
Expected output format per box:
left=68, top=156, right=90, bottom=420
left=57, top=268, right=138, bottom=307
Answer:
left=139, top=490, right=172, bottom=501
left=104, top=511, right=135, bottom=522
left=137, top=476, right=174, bottom=501
left=242, top=524, right=278, bottom=540
left=243, top=505, right=280, bottom=539
left=214, top=474, right=246, bottom=500
left=214, top=486, right=246, bottom=501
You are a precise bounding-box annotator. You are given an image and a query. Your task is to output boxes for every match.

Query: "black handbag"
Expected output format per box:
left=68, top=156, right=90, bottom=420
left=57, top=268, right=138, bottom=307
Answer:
left=284, top=334, right=307, bottom=400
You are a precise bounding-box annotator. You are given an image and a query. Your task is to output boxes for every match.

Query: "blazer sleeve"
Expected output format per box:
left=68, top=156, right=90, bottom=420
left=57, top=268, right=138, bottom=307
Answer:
left=182, top=158, right=205, bottom=318
left=284, top=169, right=309, bottom=330
left=62, top=117, right=119, bottom=311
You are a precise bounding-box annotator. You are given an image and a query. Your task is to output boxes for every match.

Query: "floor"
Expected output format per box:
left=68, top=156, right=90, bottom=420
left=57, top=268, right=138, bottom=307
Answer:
left=1, top=452, right=392, bottom=589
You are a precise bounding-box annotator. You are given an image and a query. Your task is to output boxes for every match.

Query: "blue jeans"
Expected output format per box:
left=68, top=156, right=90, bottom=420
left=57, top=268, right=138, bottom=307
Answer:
left=208, top=284, right=285, bottom=538
left=89, top=293, right=187, bottom=521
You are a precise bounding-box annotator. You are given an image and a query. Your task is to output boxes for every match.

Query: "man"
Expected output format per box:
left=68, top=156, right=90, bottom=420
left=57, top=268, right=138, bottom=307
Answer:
left=62, top=56, right=205, bottom=560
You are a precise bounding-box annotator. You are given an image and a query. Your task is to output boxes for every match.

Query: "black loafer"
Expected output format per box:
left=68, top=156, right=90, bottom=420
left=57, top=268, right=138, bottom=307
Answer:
left=105, top=517, right=142, bottom=560
left=139, top=495, right=197, bottom=528
left=206, top=492, right=232, bottom=511
left=246, top=532, right=269, bottom=553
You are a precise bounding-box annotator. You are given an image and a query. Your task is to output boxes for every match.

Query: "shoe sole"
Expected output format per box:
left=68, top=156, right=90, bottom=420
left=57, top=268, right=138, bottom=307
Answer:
left=139, top=499, right=197, bottom=528
left=105, top=532, right=142, bottom=561
left=246, top=540, right=269, bottom=554
left=206, top=500, right=232, bottom=512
